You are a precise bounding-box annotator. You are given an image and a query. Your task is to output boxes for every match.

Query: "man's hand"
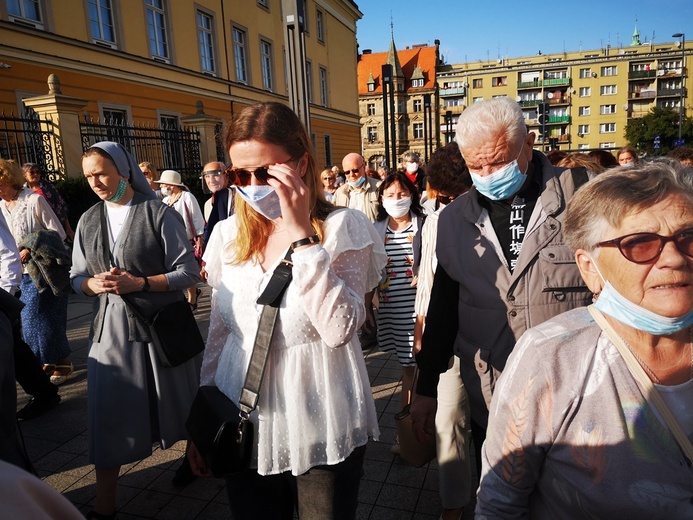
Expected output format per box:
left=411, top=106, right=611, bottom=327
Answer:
left=410, top=395, right=437, bottom=444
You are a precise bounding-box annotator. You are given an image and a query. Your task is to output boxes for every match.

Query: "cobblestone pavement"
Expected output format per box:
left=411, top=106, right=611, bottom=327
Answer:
left=16, top=287, right=476, bottom=519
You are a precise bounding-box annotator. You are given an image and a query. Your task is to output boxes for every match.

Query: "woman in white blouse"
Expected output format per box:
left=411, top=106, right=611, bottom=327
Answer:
left=189, top=102, right=386, bottom=519
left=156, top=170, right=204, bottom=309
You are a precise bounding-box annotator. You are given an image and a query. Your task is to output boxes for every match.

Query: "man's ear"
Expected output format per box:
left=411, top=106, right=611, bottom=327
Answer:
left=575, top=249, right=603, bottom=294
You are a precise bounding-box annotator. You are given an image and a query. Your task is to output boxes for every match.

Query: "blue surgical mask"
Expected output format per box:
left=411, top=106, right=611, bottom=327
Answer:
left=592, top=260, right=693, bottom=335
left=347, top=176, right=367, bottom=188
left=236, top=186, right=282, bottom=220
left=469, top=146, right=526, bottom=201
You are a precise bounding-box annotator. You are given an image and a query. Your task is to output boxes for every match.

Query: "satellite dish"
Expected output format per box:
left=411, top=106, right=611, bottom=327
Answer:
left=516, top=96, right=522, bottom=102
left=622, top=104, right=629, bottom=111
left=546, top=92, right=554, bottom=99
left=675, top=40, right=682, bottom=48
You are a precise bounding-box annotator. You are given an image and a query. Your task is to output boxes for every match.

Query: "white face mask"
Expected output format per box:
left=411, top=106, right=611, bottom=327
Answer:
left=160, top=186, right=169, bottom=197
left=236, top=186, right=282, bottom=220
left=405, top=162, right=418, bottom=174
left=382, top=196, right=412, bottom=218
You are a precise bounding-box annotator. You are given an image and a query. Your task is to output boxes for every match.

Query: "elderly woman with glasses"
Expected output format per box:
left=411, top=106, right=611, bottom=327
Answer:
left=476, top=162, right=693, bottom=519
left=320, top=168, right=338, bottom=202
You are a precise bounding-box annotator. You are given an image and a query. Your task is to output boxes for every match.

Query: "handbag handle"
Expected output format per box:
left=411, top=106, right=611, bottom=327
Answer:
left=588, top=305, right=693, bottom=463
left=238, top=249, right=294, bottom=415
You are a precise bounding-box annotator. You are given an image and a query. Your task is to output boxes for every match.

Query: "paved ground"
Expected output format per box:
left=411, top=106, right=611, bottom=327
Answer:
left=16, top=287, right=477, bottom=519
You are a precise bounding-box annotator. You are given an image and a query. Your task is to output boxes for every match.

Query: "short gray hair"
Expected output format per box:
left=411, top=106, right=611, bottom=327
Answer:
left=565, top=162, right=693, bottom=252
left=456, top=97, right=526, bottom=154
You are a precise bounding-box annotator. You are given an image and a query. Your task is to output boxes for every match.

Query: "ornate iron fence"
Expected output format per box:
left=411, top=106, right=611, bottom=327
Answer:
left=0, top=109, right=65, bottom=181
left=80, top=118, right=202, bottom=176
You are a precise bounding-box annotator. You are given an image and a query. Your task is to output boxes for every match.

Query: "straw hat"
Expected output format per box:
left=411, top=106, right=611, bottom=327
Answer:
left=155, top=170, right=186, bottom=187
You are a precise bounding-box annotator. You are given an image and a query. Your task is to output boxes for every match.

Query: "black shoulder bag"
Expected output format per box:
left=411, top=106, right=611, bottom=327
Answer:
left=185, top=249, right=293, bottom=476
left=100, top=204, right=205, bottom=367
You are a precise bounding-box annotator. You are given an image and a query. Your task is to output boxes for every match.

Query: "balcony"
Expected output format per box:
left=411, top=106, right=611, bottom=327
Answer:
left=657, top=88, right=683, bottom=97
left=440, top=87, right=466, bottom=97
left=519, top=99, right=541, bottom=107
left=548, top=115, right=570, bottom=124
left=442, top=104, right=465, bottom=115
left=518, top=80, right=542, bottom=89
left=557, top=134, right=571, bottom=142
left=657, top=67, right=686, bottom=77
left=543, top=78, right=571, bottom=86
left=547, top=97, right=569, bottom=105
left=628, top=90, right=656, bottom=99
left=628, top=70, right=656, bottom=80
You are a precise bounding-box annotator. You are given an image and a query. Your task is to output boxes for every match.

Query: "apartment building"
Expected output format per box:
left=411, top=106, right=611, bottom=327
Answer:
left=0, top=0, right=362, bottom=177
left=437, top=36, right=691, bottom=151
left=357, top=38, right=439, bottom=169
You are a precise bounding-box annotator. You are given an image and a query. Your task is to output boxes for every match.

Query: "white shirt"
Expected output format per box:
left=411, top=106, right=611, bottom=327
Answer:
left=0, top=212, right=21, bottom=293
left=163, top=191, right=205, bottom=240
left=201, top=208, right=387, bottom=476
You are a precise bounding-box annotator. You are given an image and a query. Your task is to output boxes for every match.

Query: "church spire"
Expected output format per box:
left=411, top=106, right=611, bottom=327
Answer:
left=631, top=17, right=641, bottom=46
left=386, top=23, right=404, bottom=79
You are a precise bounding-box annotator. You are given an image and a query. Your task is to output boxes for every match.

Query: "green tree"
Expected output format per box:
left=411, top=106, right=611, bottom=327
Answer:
left=624, top=107, right=693, bottom=155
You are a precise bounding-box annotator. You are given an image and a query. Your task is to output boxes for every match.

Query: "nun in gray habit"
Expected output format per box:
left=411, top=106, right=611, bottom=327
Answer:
left=70, top=142, right=200, bottom=519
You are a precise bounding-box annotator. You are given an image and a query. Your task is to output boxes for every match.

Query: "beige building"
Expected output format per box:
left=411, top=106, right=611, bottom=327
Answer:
left=437, top=31, right=692, bottom=151
left=0, top=0, right=363, bottom=178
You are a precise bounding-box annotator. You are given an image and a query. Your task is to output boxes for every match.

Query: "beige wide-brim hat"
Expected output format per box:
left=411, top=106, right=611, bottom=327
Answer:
left=154, top=170, right=186, bottom=187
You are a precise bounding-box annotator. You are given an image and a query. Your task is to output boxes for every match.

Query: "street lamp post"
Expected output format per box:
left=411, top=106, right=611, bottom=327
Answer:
left=672, top=33, right=686, bottom=142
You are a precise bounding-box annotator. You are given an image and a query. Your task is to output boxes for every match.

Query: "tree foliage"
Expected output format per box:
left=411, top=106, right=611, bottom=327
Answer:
left=624, top=107, right=693, bottom=155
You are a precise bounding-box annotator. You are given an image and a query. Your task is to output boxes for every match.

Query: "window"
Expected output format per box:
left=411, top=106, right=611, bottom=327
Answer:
left=444, top=98, right=463, bottom=107
left=443, top=81, right=464, bottom=88
left=492, top=76, right=507, bottom=87
left=544, top=70, right=567, bottom=79
left=578, top=144, right=590, bottom=150
left=579, top=68, right=592, bottom=79
left=578, top=106, right=590, bottom=116
left=367, top=126, right=377, bottom=142
left=600, top=104, right=616, bottom=115
left=319, top=67, right=328, bottom=107
left=301, top=1, right=309, bottom=34
left=367, top=82, right=375, bottom=92
left=579, top=87, right=591, bottom=97
left=196, top=10, right=215, bottom=74
left=472, top=78, right=482, bottom=88
left=260, top=39, right=273, bottom=90
left=600, top=142, right=615, bottom=149
left=305, top=60, right=313, bottom=103
left=102, top=107, right=127, bottom=124
left=413, top=99, right=422, bottom=112
left=7, top=0, right=43, bottom=28
left=600, top=85, right=617, bottom=95
left=367, top=103, right=376, bottom=116
left=411, top=78, right=424, bottom=88
left=89, top=0, right=116, bottom=47
left=601, top=66, right=617, bottom=76
left=599, top=123, right=616, bottom=133
left=473, top=96, right=483, bottom=103
left=232, top=26, right=248, bottom=83
left=578, top=124, right=590, bottom=135
left=413, top=123, right=424, bottom=139
left=323, top=134, right=332, bottom=167
left=146, top=0, right=169, bottom=62
left=316, top=8, right=324, bottom=43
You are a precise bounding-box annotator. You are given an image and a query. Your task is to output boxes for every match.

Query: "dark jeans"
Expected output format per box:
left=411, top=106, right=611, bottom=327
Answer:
left=225, top=444, right=366, bottom=520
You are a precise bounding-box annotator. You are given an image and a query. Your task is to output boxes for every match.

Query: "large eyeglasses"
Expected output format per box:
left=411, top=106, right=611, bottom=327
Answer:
left=596, top=228, right=693, bottom=264
left=227, top=166, right=274, bottom=187
left=202, top=169, right=224, bottom=179
left=344, top=167, right=361, bottom=175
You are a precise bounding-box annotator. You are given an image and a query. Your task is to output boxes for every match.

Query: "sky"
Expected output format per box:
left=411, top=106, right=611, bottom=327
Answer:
left=355, top=0, right=692, bottom=65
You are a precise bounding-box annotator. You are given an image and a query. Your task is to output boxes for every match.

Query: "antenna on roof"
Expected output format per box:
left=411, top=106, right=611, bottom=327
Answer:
left=390, top=12, right=394, bottom=39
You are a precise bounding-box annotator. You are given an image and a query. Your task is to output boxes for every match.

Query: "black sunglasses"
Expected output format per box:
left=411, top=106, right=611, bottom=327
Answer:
left=596, top=228, right=693, bottom=264
left=344, top=167, right=362, bottom=175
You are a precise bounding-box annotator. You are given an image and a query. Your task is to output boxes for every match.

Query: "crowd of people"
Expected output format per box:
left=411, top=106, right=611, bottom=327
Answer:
left=0, top=97, right=692, bottom=519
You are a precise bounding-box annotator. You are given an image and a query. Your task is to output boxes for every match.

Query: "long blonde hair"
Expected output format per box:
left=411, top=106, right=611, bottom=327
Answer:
left=225, top=102, right=334, bottom=264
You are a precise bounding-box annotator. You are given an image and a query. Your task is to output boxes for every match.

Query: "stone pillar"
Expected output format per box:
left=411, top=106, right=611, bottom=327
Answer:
left=182, top=101, right=225, bottom=167
left=22, top=74, right=88, bottom=179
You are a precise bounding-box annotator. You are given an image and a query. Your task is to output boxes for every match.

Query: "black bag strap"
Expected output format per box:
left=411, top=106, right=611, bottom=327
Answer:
left=238, top=249, right=294, bottom=414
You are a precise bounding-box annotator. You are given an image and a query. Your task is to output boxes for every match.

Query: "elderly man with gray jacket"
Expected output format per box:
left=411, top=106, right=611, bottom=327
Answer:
left=411, top=97, right=592, bottom=477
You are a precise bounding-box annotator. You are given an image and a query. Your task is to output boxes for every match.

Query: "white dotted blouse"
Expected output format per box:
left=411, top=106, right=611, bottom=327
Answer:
left=200, top=208, right=387, bottom=476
